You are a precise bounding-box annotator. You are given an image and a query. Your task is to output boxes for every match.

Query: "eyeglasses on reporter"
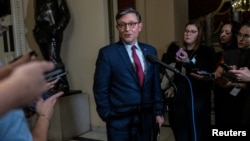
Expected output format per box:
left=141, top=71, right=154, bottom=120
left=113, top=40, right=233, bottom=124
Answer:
left=117, top=22, right=139, bottom=29
left=184, top=30, right=198, bottom=34
left=237, top=32, right=250, bottom=39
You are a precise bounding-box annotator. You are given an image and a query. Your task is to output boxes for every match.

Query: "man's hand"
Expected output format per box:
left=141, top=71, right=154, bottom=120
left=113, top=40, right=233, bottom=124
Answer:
left=156, top=116, right=164, bottom=127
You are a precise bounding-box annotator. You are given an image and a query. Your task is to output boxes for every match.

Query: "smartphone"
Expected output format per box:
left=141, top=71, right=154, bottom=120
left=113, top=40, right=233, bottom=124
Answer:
left=191, top=68, right=200, bottom=72
left=176, top=48, right=183, bottom=57
left=152, top=122, right=160, bottom=141
left=199, top=71, right=214, bottom=77
left=46, top=71, right=68, bottom=82
left=28, top=91, right=52, bottom=112
left=219, top=63, right=233, bottom=71
left=29, top=50, right=38, bottom=57
left=44, top=63, right=68, bottom=82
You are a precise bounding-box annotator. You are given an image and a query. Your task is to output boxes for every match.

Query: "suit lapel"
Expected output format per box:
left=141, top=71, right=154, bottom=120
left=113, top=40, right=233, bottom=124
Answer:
left=115, top=42, right=138, bottom=82
left=115, top=42, right=153, bottom=87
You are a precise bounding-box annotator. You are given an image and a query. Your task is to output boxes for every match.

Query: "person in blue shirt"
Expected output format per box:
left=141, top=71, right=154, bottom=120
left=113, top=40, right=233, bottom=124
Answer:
left=0, top=91, right=63, bottom=141
left=0, top=1, right=63, bottom=140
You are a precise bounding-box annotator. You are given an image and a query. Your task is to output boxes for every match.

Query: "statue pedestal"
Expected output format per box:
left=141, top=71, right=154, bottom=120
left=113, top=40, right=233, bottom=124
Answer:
left=28, top=90, right=90, bottom=141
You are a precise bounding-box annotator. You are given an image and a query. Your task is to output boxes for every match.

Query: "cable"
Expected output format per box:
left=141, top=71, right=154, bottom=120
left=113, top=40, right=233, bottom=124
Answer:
left=161, top=66, right=197, bottom=141
left=184, top=75, right=197, bottom=141
left=146, top=54, right=197, bottom=141
left=162, top=69, right=178, bottom=93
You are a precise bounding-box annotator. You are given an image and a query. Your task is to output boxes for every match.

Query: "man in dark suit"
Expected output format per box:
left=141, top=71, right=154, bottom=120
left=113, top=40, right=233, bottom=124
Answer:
left=93, top=8, right=164, bottom=141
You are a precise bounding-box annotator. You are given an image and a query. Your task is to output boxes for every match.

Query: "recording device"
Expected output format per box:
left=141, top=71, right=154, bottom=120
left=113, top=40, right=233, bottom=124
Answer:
left=146, top=54, right=183, bottom=76
left=46, top=71, right=68, bottom=82
left=44, top=63, right=67, bottom=82
left=191, top=67, right=215, bottom=78
left=9, top=50, right=38, bottom=63
left=190, top=68, right=200, bottom=72
left=28, top=91, right=52, bottom=112
left=176, top=48, right=183, bottom=57
left=218, top=63, right=238, bottom=83
left=152, top=122, right=160, bottom=141
left=29, top=50, right=38, bottom=57
left=219, top=63, right=233, bottom=71
left=198, top=71, right=215, bottom=77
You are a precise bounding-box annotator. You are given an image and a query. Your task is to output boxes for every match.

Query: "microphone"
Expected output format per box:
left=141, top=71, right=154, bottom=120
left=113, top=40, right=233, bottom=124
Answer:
left=146, top=54, right=182, bottom=75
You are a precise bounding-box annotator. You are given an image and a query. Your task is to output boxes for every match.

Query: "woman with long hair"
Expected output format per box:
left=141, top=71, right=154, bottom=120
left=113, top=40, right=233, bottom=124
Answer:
left=213, top=21, right=239, bottom=126
left=168, top=21, right=217, bottom=141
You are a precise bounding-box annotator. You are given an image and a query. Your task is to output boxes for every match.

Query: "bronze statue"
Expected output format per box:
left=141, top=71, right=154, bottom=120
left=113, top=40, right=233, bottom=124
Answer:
left=33, top=0, right=70, bottom=93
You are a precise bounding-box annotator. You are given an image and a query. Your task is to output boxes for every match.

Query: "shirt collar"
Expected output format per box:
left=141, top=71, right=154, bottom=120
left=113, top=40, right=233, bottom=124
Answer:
left=124, top=42, right=140, bottom=51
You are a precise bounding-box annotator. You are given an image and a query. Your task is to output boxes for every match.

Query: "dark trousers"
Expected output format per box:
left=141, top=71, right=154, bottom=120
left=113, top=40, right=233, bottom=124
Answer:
left=106, top=111, right=153, bottom=141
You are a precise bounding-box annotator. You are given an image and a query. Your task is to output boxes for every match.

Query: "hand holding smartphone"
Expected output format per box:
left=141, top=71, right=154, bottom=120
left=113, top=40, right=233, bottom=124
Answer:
left=46, top=71, right=68, bottom=82
left=199, top=71, right=215, bottom=77
left=176, top=48, right=183, bottom=57
left=44, top=63, right=68, bottom=82
left=190, top=70, right=215, bottom=80
left=219, top=63, right=233, bottom=71
left=29, top=51, right=38, bottom=57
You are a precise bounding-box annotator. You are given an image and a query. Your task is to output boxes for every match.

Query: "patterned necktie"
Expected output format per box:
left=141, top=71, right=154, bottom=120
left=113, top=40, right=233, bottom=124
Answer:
left=132, top=45, right=144, bottom=87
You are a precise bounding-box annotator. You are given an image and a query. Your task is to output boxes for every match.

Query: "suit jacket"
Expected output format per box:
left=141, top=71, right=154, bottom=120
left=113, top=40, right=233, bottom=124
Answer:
left=93, top=41, right=163, bottom=122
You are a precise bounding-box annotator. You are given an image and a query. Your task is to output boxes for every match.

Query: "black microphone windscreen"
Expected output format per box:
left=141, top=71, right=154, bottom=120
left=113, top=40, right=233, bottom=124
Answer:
left=146, top=54, right=158, bottom=63
left=146, top=54, right=182, bottom=75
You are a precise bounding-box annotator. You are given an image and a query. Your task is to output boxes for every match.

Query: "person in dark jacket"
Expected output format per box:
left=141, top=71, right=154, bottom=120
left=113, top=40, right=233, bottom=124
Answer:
left=169, top=21, right=217, bottom=141
left=214, top=22, right=250, bottom=127
left=213, top=21, right=239, bottom=126
left=93, top=8, right=164, bottom=141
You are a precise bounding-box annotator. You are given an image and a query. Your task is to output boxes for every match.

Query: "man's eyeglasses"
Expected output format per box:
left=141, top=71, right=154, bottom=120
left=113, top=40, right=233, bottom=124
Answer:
left=117, top=22, right=139, bottom=29
left=184, top=30, right=198, bottom=35
left=237, top=32, right=250, bottom=39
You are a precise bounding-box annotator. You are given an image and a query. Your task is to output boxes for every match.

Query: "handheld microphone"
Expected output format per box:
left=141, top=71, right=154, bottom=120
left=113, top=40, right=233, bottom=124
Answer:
left=146, top=54, right=182, bottom=76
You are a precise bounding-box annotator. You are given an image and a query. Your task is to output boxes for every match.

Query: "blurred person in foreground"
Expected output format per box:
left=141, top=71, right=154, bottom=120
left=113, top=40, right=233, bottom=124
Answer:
left=0, top=0, right=63, bottom=140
